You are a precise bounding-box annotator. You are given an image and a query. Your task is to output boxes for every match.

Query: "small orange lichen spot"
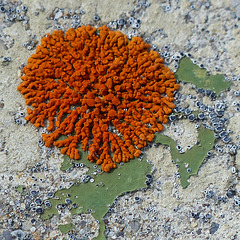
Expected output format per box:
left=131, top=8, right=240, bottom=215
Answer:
left=17, top=25, right=179, bottom=172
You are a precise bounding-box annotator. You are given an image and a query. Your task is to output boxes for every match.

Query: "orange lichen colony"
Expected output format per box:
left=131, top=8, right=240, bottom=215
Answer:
left=17, top=25, right=179, bottom=172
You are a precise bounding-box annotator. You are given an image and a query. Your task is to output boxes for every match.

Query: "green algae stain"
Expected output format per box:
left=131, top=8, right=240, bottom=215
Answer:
left=175, top=57, right=231, bottom=95
left=155, top=127, right=215, bottom=188
left=60, top=157, right=73, bottom=171
left=58, top=223, right=75, bottom=234
left=41, top=153, right=151, bottom=239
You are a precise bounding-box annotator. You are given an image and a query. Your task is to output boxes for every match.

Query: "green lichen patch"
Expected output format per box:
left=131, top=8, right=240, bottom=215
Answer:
left=16, top=185, right=25, bottom=194
left=155, top=127, right=215, bottom=188
left=41, top=153, right=151, bottom=239
left=175, top=57, right=231, bottom=95
left=58, top=223, right=75, bottom=234
left=60, top=156, right=74, bottom=171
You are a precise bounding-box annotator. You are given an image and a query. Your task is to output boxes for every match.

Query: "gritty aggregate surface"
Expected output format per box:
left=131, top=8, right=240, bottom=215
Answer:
left=0, top=0, right=240, bottom=239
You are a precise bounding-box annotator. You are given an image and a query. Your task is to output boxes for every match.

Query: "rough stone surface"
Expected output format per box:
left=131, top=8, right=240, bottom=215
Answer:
left=0, top=0, right=239, bottom=239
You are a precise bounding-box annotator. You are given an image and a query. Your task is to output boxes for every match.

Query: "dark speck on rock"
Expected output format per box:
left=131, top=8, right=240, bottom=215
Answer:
left=188, top=114, right=195, bottom=121
left=208, top=190, right=214, bottom=197
left=169, top=115, right=177, bottom=121
left=226, top=189, right=236, bottom=198
left=210, top=222, right=219, bottom=234
left=210, top=92, right=216, bottom=99
left=185, top=108, right=191, bottom=115
left=209, top=112, right=217, bottom=118
left=116, top=231, right=124, bottom=237
left=36, top=207, right=43, bottom=214
left=196, top=228, right=202, bottom=235
left=205, top=213, right=212, bottom=219
left=30, top=190, right=38, bottom=196
left=206, top=89, right=212, bottom=96
left=215, top=110, right=224, bottom=117
left=192, top=212, right=200, bottom=220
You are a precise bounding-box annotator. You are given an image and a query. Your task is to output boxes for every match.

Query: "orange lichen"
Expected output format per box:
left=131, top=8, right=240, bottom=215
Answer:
left=17, top=25, right=179, bottom=172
